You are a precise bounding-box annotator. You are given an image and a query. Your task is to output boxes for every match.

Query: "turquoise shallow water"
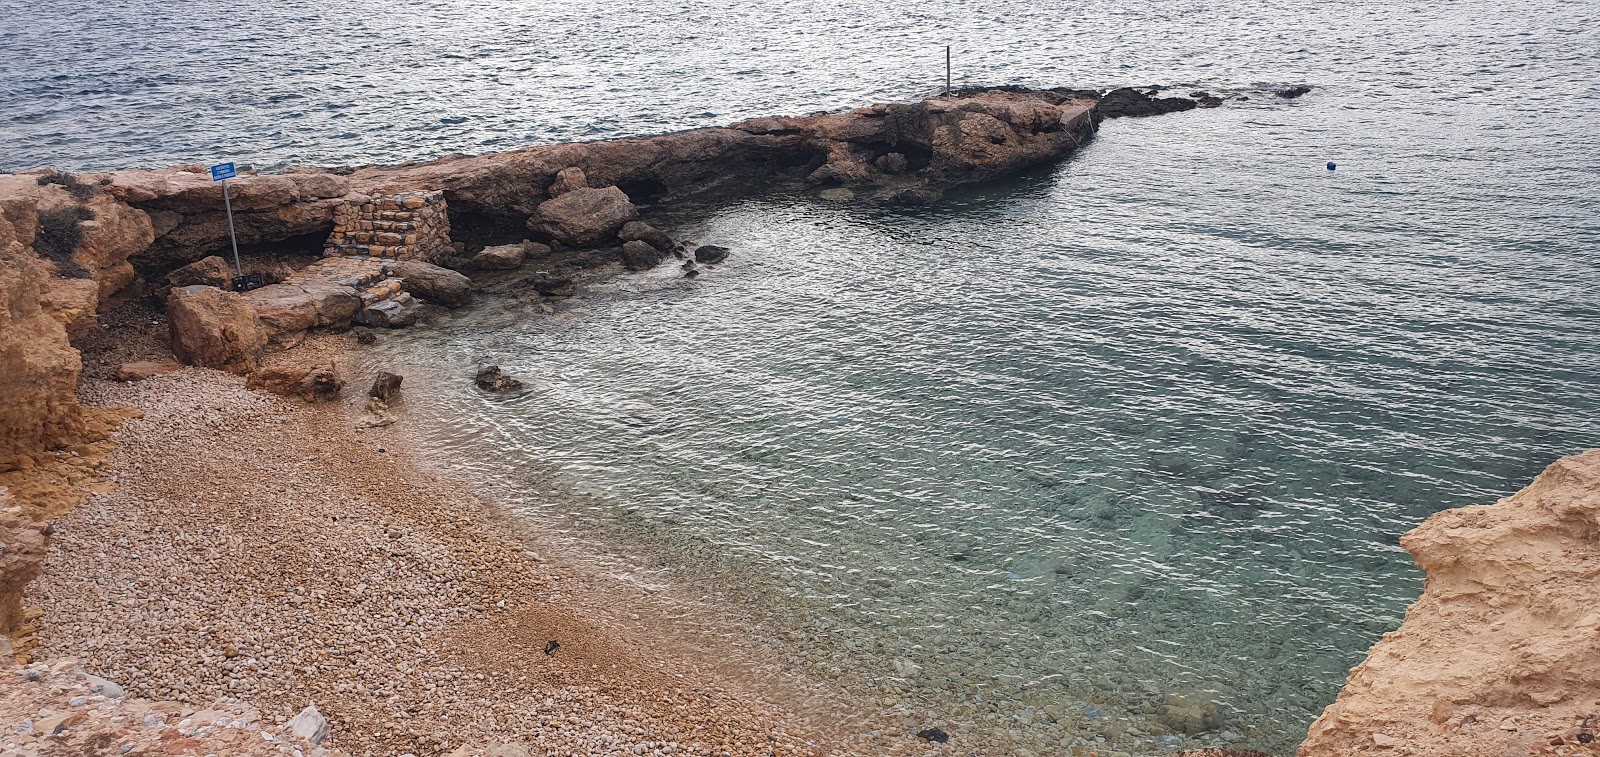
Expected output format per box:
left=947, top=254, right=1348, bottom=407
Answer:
left=7, top=0, right=1600, bottom=752
left=357, top=92, right=1598, bottom=753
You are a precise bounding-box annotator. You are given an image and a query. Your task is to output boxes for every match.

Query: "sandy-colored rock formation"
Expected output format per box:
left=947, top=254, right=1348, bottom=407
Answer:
left=1301, top=449, right=1600, bottom=756
left=0, top=492, right=48, bottom=652
left=165, top=285, right=268, bottom=374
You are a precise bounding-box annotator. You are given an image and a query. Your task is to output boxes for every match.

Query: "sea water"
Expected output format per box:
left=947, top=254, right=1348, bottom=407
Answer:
left=5, top=0, right=1599, bottom=752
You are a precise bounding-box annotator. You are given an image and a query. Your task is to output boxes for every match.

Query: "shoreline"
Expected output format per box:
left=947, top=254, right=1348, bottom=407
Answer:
left=25, top=311, right=884, bottom=756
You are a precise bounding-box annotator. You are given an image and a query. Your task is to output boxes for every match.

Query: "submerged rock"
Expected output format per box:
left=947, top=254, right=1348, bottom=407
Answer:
left=621, top=240, right=666, bottom=270
left=1276, top=84, right=1313, bottom=99
left=529, top=272, right=575, bottom=297
left=693, top=245, right=730, bottom=264
left=368, top=371, right=403, bottom=401
left=474, top=365, right=523, bottom=393
left=617, top=221, right=673, bottom=251
left=1096, top=87, right=1199, bottom=118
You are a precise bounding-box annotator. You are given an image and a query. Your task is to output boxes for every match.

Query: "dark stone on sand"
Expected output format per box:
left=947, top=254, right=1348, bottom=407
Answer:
left=916, top=727, right=950, bottom=743
left=543, top=640, right=561, bottom=656
left=354, top=328, right=377, bottom=345
left=693, top=245, right=730, bottom=264
left=475, top=365, right=523, bottom=393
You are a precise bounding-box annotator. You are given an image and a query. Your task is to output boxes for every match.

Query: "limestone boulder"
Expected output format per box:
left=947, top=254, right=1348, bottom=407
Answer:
left=393, top=260, right=471, bottom=307
left=245, top=364, right=343, bottom=403
left=162, top=255, right=232, bottom=294
left=532, top=187, right=638, bottom=247
left=618, top=221, right=673, bottom=251
left=469, top=243, right=527, bottom=271
left=547, top=167, right=588, bottom=198
left=166, top=285, right=267, bottom=374
left=240, top=282, right=361, bottom=350
left=354, top=292, right=419, bottom=328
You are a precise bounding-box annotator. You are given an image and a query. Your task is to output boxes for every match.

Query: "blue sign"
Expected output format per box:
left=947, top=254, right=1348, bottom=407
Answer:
left=210, top=162, right=236, bottom=181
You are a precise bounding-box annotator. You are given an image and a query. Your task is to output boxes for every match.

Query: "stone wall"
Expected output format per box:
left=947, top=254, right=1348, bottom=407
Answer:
left=324, top=190, right=450, bottom=262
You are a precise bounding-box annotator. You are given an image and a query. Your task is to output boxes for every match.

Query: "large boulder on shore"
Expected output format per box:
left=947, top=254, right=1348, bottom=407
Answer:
left=393, top=260, right=471, bottom=307
left=621, top=240, right=666, bottom=270
left=240, top=281, right=362, bottom=350
left=618, top=221, right=673, bottom=251
left=166, top=285, right=267, bottom=374
left=532, top=187, right=638, bottom=247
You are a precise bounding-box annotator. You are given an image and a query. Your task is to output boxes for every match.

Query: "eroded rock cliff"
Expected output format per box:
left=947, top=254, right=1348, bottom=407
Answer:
left=1301, top=449, right=1600, bottom=756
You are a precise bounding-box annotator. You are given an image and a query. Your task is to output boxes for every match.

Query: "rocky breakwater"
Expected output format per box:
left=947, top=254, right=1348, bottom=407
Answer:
left=1301, top=448, right=1600, bottom=757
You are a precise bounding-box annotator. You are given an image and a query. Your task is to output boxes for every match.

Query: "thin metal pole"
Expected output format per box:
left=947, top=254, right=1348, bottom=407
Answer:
left=934, top=46, right=947, bottom=94
left=222, top=179, right=242, bottom=276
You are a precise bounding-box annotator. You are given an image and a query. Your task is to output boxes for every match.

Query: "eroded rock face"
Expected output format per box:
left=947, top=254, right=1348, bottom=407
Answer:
left=0, top=200, right=89, bottom=473
left=166, top=285, right=267, bottom=374
left=0, top=494, right=48, bottom=642
left=532, top=186, right=639, bottom=247
left=1300, top=449, right=1600, bottom=756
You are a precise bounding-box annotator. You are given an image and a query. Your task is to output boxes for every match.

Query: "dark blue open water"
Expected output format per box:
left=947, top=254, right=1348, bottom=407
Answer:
left=5, top=0, right=1598, bottom=753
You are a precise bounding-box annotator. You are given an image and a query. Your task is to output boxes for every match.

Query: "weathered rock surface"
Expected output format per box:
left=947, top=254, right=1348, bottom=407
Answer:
left=0, top=200, right=91, bottom=472
left=354, top=291, right=419, bottom=328
left=160, top=254, right=232, bottom=294
left=0, top=498, right=47, bottom=644
left=621, top=240, right=666, bottom=270
left=0, top=659, right=347, bottom=756
left=618, top=221, right=673, bottom=251
left=239, top=281, right=362, bottom=349
left=1301, top=448, right=1600, bottom=756
left=165, top=285, right=267, bottom=374
left=393, top=260, right=471, bottom=307
left=546, top=166, right=588, bottom=197
left=532, top=186, right=639, bottom=247
left=245, top=364, right=343, bottom=403
left=114, top=361, right=180, bottom=382
left=529, top=272, right=575, bottom=297
left=469, top=242, right=528, bottom=270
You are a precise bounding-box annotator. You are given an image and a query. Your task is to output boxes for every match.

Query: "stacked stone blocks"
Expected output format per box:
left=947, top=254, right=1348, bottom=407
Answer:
left=324, top=190, right=450, bottom=262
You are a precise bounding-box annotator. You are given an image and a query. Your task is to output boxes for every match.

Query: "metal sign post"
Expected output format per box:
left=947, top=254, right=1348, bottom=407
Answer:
left=210, top=162, right=260, bottom=291
left=211, top=161, right=242, bottom=275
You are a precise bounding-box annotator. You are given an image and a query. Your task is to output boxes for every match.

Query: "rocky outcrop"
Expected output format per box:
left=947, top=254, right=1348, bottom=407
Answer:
left=166, top=285, right=268, bottom=374
left=0, top=494, right=48, bottom=649
left=1301, top=449, right=1600, bottom=756
left=0, top=199, right=90, bottom=474
left=393, top=260, right=471, bottom=307
left=469, top=242, right=529, bottom=270
left=532, top=186, right=640, bottom=246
